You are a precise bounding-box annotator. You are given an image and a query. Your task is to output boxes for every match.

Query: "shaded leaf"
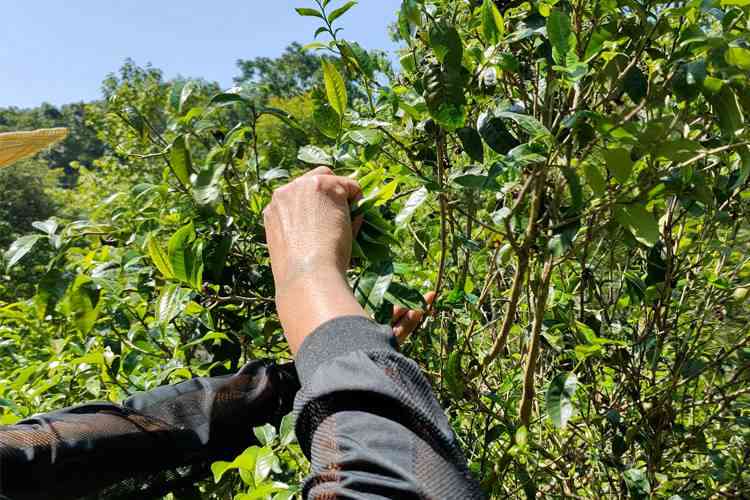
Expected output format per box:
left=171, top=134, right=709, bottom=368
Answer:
left=615, top=204, right=660, bottom=247
left=478, top=111, right=519, bottom=154
left=584, top=162, right=607, bottom=196
left=604, top=148, right=634, bottom=183
left=385, top=282, right=427, bottom=311
left=457, top=127, right=484, bottom=163
left=623, top=66, right=648, bottom=102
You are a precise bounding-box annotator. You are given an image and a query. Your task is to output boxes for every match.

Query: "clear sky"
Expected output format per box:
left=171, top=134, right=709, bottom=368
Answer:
left=0, top=1, right=401, bottom=109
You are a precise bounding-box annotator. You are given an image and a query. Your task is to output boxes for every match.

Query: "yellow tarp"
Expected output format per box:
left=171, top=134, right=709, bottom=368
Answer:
left=0, top=128, right=69, bottom=168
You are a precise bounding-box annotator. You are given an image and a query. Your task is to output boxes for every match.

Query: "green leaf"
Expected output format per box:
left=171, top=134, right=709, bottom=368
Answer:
left=722, top=0, right=750, bottom=5
left=452, top=166, right=500, bottom=190
left=209, top=92, right=249, bottom=107
left=477, top=111, right=519, bottom=154
left=254, top=447, right=277, bottom=484
left=547, top=8, right=575, bottom=65
left=711, top=86, right=744, bottom=138
left=328, top=1, right=357, bottom=24
left=295, top=7, right=324, bottom=18
left=395, top=187, right=429, bottom=226
left=147, top=235, right=174, bottom=279
left=355, top=261, right=394, bottom=314
left=298, top=145, right=334, bottom=166
left=170, top=135, right=193, bottom=187
left=457, top=127, right=484, bottom=163
left=179, top=81, right=197, bottom=115
left=725, top=46, right=750, bottom=70
left=261, top=168, right=290, bottom=182
left=546, top=372, right=577, bottom=429
left=481, top=0, right=505, bottom=45
left=259, top=106, right=304, bottom=131
left=495, top=111, right=551, bottom=140
left=322, top=60, right=348, bottom=117
left=603, top=148, right=634, bottom=183
left=279, top=413, right=296, bottom=446
left=156, top=284, right=188, bottom=325
left=445, top=351, right=465, bottom=398
left=192, top=164, right=225, bottom=207
left=4, top=235, right=43, bottom=269
left=313, top=102, right=341, bottom=139
left=623, top=468, right=651, bottom=498
left=169, top=81, right=186, bottom=113
left=584, top=162, right=607, bottom=196
left=237, top=482, right=290, bottom=500
left=253, top=424, right=277, bottom=446
left=623, top=66, right=648, bottom=103
left=32, top=218, right=58, bottom=236
left=428, top=22, right=463, bottom=66
left=64, top=275, right=100, bottom=335
left=615, top=204, right=660, bottom=247
left=384, top=282, right=426, bottom=311
left=212, top=447, right=259, bottom=483
left=168, top=223, right=197, bottom=285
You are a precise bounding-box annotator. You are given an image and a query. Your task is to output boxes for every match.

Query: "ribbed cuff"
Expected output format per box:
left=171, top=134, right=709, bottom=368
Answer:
left=294, top=316, right=396, bottom=384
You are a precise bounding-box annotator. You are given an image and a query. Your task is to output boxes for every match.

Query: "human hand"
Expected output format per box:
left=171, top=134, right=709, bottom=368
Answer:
left=263, top=166, right=362, bottom=290
left=264, top=167, right=367, bottom=354
left=392, top=291, right=436, bottom=344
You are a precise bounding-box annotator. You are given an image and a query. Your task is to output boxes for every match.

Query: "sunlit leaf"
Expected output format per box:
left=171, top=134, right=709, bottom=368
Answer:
left=4, top=235, right=43, bottom=269
left=322, top=60, right=348, bottom=117
left=546, top=372, right=577, bottom=429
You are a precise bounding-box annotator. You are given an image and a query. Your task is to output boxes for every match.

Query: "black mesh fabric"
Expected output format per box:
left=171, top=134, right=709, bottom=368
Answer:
left=0, top=360, right=299, bottom=500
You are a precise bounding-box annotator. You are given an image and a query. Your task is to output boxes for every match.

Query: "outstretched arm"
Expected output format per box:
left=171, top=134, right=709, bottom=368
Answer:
left=0, top=361, right=299, bottom=500
left=264, top=167, right=484, bottom=499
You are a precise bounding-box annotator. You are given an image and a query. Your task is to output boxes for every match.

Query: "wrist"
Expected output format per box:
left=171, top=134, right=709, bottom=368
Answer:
left=275, top=266, right=367, bottom=354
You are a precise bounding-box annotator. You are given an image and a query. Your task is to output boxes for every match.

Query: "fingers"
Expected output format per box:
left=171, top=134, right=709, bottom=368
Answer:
left=392, top=291, right=437, bottom=345
left=298, top=168, right=362, bottom=202
left=303, top=166, right=334, bottom=177
left=352, top=213, right=364, bottom=237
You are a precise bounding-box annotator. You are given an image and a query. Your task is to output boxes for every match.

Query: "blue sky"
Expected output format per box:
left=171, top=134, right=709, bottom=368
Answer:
left=0, top=1, right=401, bottom=109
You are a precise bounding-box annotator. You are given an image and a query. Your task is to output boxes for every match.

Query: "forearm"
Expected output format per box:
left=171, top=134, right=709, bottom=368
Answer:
left=276, top=266, right=367, bottom=354
left=293, top=317, right=484, bottom=499
left=0, top=361, right=299, bottom=500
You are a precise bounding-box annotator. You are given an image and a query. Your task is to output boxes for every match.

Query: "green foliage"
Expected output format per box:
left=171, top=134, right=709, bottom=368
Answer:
left=3, top=0, right=750, bottom=498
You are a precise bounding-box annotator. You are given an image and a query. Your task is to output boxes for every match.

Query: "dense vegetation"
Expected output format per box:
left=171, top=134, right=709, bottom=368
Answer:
left=2, top=0, right=750, bottom=498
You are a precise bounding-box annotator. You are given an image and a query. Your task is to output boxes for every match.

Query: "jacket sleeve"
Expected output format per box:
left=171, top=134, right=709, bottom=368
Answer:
left=0, top=360, right=299, bottom=500
left=293, top=316, right=485, bottom=500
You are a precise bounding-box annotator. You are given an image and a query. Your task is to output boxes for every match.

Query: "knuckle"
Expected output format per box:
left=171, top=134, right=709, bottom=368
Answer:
left=310, top=175, right=326, bottom=191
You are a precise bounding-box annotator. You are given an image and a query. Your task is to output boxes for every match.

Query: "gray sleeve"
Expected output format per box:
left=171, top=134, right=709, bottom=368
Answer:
left=293, top=316, right=484, bottom=499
